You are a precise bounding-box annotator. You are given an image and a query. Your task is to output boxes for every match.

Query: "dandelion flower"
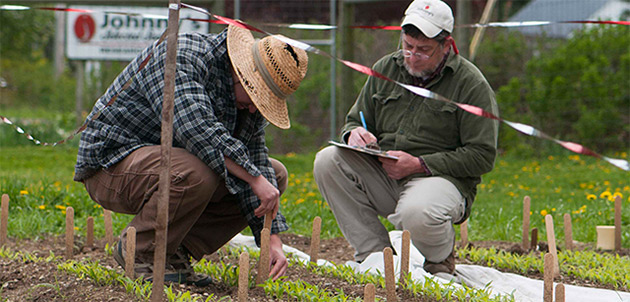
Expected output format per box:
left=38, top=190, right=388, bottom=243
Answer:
left=295, top=198, right=305, bottom=205
left=285, top=152, right=296, bottom=158
left=20, top=190, right=28, bottom=195
left=613, top=192, right=623, bottom=199
left=586, top=194, right=597, bottom=200
left=55, top=205, right=67, bottom=210
left=600, top=191, right=612, bottom=199
left=540, top=209, right=548, bottom=216
left=38, top=205, right=46, bottom=210
left=579, top=183, right=587, bottom=189
left=548, top=155, right=554, bottom=161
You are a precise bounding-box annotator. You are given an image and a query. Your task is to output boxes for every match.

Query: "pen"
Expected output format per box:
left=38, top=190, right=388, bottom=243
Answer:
left=360, top=111, right=368, bottom=130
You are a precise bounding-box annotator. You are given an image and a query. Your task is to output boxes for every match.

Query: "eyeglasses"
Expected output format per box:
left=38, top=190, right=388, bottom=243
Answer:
left=400, top=45, right=439, bottom=60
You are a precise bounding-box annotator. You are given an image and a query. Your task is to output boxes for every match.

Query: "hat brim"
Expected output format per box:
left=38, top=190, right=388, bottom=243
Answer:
left=401, top=14, right=442, bottom=38
left=227, top=24, right=290, bottom=129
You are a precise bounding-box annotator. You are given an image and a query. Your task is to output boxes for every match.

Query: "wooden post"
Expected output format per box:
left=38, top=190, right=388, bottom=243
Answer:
left=469, top=0, right=499, bottom=61
left=383, top=247, right=396, bottom=302
left=460, top=220, right=468, bottom=248
left=400, top=230, right=410, bottom=285
left=544, top=215, right=560, bottom=278
left=152, top=2, right=180, bottom=301
left=555, top=283, right=565, bottom=302
left=264, top=212, right=273, bottom=230
left=65, top=207, right=74, bottom=260
left=309, top=216, right=322, bottom=264
left=363, top=283, right=375, bottom=302
left=522, top=196, right=531, bottom=250
left=125, top=227, right=136, bottom=279
left=531, top=228, right=538, bottom=251
left=563, top=213, right=573, bottom=251
left=257, top=228, right=271, bottom=284
left=615, top=195, right=622, bottom=252
left=0, top=194, right=8, bottom=247
left=543, top=253, right=553, bottom=302
left=86, top=216, right=94, bottom=248
left=238, top=252, right=250, bottom=302
left=104, top=209, right=114, bottom=247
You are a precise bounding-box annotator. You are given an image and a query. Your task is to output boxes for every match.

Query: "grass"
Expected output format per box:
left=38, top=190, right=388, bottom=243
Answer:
left=0, top=145, right=628, bottom=247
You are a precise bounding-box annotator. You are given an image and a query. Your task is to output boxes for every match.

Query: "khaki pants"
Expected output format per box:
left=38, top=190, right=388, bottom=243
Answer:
left=83, top=145, right=287, bottom=261
left=313, top=146, right=465, bottom=263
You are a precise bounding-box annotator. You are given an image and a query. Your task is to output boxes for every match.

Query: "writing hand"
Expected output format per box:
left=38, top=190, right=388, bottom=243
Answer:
left=378, top=150, right=425, bottom=180
left=348, top=127, right=378, bottom=147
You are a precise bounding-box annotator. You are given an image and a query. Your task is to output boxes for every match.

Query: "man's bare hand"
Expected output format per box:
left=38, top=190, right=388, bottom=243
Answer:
left=268, top=234, right=288, bottom=280
left=378, top=150, right=424, bottom=180
left=348, top=127, right=378, bottom=147
left=250, top=175, right=280, bottom=219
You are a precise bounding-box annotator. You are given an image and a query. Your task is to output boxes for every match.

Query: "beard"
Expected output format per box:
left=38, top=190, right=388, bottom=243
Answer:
left=403, top=60, right=433, bottom=79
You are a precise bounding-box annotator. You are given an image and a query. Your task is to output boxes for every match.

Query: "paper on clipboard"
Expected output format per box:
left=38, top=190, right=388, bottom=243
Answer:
left=329, top=141, right=398, bottom=160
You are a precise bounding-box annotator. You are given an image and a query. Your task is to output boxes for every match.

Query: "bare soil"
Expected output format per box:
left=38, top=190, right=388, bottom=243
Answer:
left=1, top=234, right=627, bottom=301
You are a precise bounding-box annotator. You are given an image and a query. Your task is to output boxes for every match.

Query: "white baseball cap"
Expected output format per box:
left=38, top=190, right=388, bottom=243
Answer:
left=401, top=0, right=454, bottom=38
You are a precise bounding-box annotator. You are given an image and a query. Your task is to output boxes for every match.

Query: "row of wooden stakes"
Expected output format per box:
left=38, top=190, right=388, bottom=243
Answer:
left=0, top=194, right=624, bottom=302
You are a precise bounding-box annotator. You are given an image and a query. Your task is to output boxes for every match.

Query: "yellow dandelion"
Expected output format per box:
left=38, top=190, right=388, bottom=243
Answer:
left=521, top=166, right=528, bottom=172
left=586, top=194, right=596, bottom=200
left=548, top=155, right=554, bottom=161
left=514, top=175, right=519, bottom=179
left=529, top=211, right=533, bottom=215
left=55, top=205, right=67, bottom=210
left=289, top=173, right=295, bottom=178
left=480, top=184, right=486, bottom=189
left=20, top=190, right=29, bottom=195
left=74, top=227, right=79, bottom=231
left=588, top=184, right=594, bottom=189
left=554, top=187, right=562, bottom=193
left=613, top=192, right=623, bottom=199
left=306, top=192, right=316, bottom=197
left=540, top=209, right=548, bottom=216
left=61, top=210, right=66, bottom=215
left=285, top=152, right=296, bottom=158
left=600, top=191, right=612, bottom=199
left=604, top=181, right=610, bottom=186
left=295, top=179, right=301, bottom=185
left=508, top=192, right=516, bottom=197
left=579, top=183, right=587, bottom=189
left=568, top=155, right=580, bottom=161
left=552, top=208, right=556, bottom=212
left=295, top=198, right=305, bottom=205
left=38, top=205, right=46, bottom=210
left=54, top=181, right=62, bottom=188
left=93, top=204, right=101, bottom=208
left=621, top=152, right=627, bottom=158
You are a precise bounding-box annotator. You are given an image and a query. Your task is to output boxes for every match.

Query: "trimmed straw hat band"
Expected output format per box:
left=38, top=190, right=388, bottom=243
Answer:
left=251, top=40, right=288, bottom=100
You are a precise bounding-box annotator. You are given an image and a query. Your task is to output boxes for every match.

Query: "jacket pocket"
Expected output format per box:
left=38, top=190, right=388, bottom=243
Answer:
left=413, top=99, right=459, bottom=147
left=373, top=92, right=404, bottom=133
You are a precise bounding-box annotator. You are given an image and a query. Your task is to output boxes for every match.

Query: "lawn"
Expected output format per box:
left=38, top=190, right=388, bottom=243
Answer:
left=1, top=145, right=628, bottom=247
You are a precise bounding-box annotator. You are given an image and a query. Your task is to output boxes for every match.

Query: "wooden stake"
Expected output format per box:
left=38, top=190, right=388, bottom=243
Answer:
left=65, top=207, right=74, bottom=260
left=86, top=216, right=94, bottom=248
left=615, top=195, right=622, bottom=252
left=555, top=283, right=565, bottom=302
left=400, top=230, right=410, bottom=285
left=125, top=227, right=136, bottom=279
left=103, top=209, right=114, bottom=247
left=257, top=228, right=271, bottom=284
left=543, top=253, right=553, bottom=302
left=383, top=247, right=397, bottom=302
left=522, top=196, right=531, bottom=250
left=309, top=216, right=321, bottom=264
left=460, top=220, right=468, bottom=248
left=469, top=0, right=499, bottom=61
left=563, top=213, right=573, bottom=251
left=238, top=252, right=250, bottom=302
left=531, top=228, right=538, bottom=251
left=544, top=215, right=560, bottom=278
left=152, top=3, right=180, bottom=301
left=0, top=194, right=8, bottom=247
left=363, top=283, right=375, bottom=302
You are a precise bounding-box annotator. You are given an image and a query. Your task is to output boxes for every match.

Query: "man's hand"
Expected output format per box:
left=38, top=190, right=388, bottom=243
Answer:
left=378, top=150, right=424, bottom=180
left=268, top=234, right=288, bottom=280
left=251, top=175, right=280, bottom=219
left=348, top=127, right=378, bottom=147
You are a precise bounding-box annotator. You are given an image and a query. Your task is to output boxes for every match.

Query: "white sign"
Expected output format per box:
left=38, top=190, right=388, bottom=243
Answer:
left=66, top=6, right=210, bottom=60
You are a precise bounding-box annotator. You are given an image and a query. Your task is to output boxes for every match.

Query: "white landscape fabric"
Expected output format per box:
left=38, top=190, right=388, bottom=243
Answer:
left=228, top=231, right=630, bottom=302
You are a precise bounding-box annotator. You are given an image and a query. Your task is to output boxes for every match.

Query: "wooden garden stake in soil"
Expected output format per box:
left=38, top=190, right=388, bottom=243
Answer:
left=522, top=196, right=531, bottom=250
left=0, top=194, right=8, bottom=247
left=383, top=247, right=397, bottom=302
left=263, top=212, right=272, bottom=230
left=125, top=227, right=137, bottom=279
left=65, top=207, right=74, bottom=259
left=104, top=209, right=114, bottom=247
left=531, top=228, right=538, bottom=250
left=555, top=283, right=565, bottom=302
left=563, top=213, right=573, bottom=251
left=544, top=214, right=560, bottom=278
left=86, top=216, right=94, bottom=248
left=238, top=252, right=249, bottom=302
left=363, top=283, right=375, bottom=302
left=152, top=2, right=180, bottom=300
left=257, top=228, right=271, bottom=284
left=400, top=230, right=410, bottom=284
left=309, top=216, right=321, bottom=263
left=615, top=195, right=622, bottom=251
left=543, top=253, right=554, bottom=302
left=460, top=220, right=468, bottom=248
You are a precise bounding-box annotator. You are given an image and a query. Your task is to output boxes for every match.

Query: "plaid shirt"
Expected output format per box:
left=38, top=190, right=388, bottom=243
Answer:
left=74, top=29, right=288, bottom=243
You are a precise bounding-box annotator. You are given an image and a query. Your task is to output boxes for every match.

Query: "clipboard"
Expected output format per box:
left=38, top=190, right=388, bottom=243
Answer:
left=329, top=140, right=398, bottom=160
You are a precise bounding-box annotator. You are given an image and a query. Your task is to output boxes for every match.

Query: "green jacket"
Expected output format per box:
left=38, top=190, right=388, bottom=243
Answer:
left=341, top=51, right=499, bottom=223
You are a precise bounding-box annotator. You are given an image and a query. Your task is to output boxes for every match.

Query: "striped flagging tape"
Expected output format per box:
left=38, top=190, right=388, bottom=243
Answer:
left=1, top=3, right=628, bottom=171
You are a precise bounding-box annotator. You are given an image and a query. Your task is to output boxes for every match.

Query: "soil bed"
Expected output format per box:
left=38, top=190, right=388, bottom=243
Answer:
left=1, top=234, right=627, bottom=301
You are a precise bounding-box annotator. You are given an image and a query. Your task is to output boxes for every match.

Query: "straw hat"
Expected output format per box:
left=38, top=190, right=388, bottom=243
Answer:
left=227, top=24, right=308, bottom=129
